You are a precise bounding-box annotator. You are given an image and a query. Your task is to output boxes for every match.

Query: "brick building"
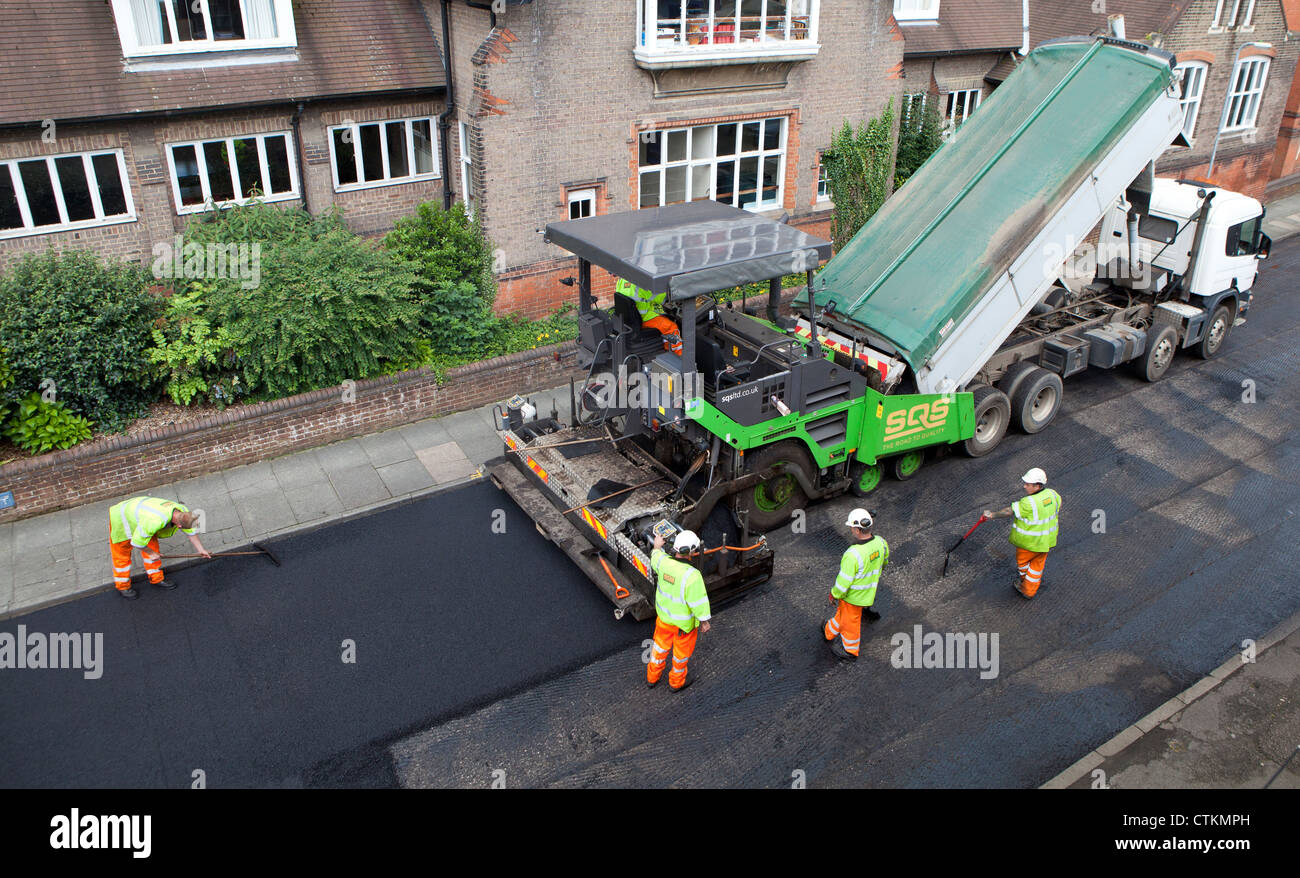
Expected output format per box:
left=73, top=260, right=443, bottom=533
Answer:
left=439, top=1, right=907, bottom=318
left=1026, top=0, right=1300, bottom=201
left=0, top=0, right=447, bottom=268
left=1267, top=0, right=1300, bottom=195
left=895, top=0, right=1025, bottom=135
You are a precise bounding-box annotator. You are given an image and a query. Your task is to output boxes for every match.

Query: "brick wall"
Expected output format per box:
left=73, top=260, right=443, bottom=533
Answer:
left=0, top=343, right=580, bottom=523
left=1, top=97, right=447, bottom=271
left=441, top=0, right=905, bottom=317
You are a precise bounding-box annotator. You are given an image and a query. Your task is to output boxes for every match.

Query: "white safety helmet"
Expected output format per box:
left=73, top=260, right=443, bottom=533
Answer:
left=845, top=508, right=874, bottom=529
left=1022, top=468, right=1047, bottom=485
left=673, top=529, right=702, bottom=553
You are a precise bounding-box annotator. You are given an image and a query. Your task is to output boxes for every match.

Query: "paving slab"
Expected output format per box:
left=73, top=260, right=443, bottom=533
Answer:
left=283, top=482, right=346, bottom=525
left=229, top=485, right=298, bottom=537
left=223, top=460, right=277, bottom=493
left=313, top=438, right=372, bottom=473
left=13, top=511, right=71, bottom=553
left=271, top=452, right=330, bottom=490
left=376, top=458, right=439, bottom=496
left=395, top=418, right=452, bottom=451
left=359, top=430, right=415, bottom=469
left=327, top=465, right=392, bottom=510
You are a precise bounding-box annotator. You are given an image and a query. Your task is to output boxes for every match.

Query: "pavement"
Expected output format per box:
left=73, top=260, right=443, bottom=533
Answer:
left=1262, top=189, right=1300, bottom=243
left=0, top=382, right=576, bottom=621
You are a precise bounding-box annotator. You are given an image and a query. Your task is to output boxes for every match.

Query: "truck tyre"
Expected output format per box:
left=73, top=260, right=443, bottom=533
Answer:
left=850, top=461, right=883, bottom=497
left=732, top=441, right=812, bottom=532
left=1195, top=304, right=1232, bottom=360
left=961, top=385, right=1010, bottom=458
left=997, top=360, right=1041, bottom=406
left=1009, top=367, right=1064, bottom=434
left=1138, top=324, right=1178, bottom=382
left=890, top=450, right=925, bottom=480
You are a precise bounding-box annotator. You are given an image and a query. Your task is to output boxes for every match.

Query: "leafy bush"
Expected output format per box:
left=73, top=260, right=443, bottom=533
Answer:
left=0, top=347, right=13, bottom=426
left=2, top=392, right=93, bottom=454
left=178, top=202, right=425, bottom=399
left=423, top=280, right=500, bottom=357
left=385, top=201, right=496, bottom=305
left=895, top=94, right=945, bottom=189
left=0, top=250, right=161, bottom=431
left=145, top=286, right=239, bottom=406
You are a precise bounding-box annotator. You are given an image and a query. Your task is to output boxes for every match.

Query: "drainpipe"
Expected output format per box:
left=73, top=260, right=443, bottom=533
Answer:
left=1021, top=0, right=1029, bottom=55
left=466, top=0, right=497, bottom=28
left=429, top=0, right=457, bottom=209
left=291, top=102, right=310, bottom=213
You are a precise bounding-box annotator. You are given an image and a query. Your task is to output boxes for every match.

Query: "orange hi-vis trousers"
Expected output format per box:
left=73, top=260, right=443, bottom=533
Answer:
left=111, top=537, right=163, bottom=591
left=1016, top=548, right=1048, bottom=597
left=647, top=617, right=698, bottom=689
left=824, top=600, right=863, bottom=656
left=642, top=316, right=683, bottom=355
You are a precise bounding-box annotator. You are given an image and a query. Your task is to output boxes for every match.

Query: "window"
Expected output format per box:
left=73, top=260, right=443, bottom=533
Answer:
left=329, top=117, right=438, bottom=192
left=637, top=1, right=819, bottom=56
left=166, top=132, right=297, bottom=213
left=1211, top=0, right=1256, bottom=29
left=1226, top=216, right=1263, bottom=257
left=894, top=0, right=939, bottom=22
left=638, top=117, right=786, bottom=211
left=1175, top=62, right=1207, bottom=140
left=1223, top=57, right=1269, bottom=132
left=902, top=92, right=931, bottom=131
left=1138, top=214, right=1179, bottom=245
left=567, top=188, right=596, bottom=220
left=816, top=153, right=830, bottom=202
left=945, top=89, right=981, bottom=126
left=0, top=150, right=134, bottom=239
left=459, top=121, right=476, bottom=217
left=110, top=0, right=296, bottom=57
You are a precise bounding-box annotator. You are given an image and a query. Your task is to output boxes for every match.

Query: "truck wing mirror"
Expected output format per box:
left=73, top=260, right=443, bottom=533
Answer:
left=1256, top=233, right=1271, bottom=260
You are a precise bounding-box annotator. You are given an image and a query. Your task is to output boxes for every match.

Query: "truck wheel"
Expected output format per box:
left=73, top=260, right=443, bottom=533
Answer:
left=961, top=385, right=1010, bottom=458
left=1138, top=324, right=1178, bottom=382
left=850, top=461, right=883, bottom=497
left=891, top=450, right=925, bottom=480
left=1195, top=305, right=1232, bottom=360
left=732, top=441, right=812, bottom=532
left=997, top=360, right=1041, bottom=405
left=1010, top=367, right=1064, bottom=434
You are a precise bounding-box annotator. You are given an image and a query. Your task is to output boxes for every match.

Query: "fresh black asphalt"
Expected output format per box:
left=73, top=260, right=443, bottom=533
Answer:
left=0, top=483, right=643, bottom=787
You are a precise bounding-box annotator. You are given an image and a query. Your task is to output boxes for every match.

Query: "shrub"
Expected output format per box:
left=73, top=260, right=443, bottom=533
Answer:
left=0, top=347, right=12, bottom=425
left=385, top=201, right=496, bottom=304
left=145, top=286, right=239, bottom=406
left=2, top=392, right=93, bottom=454
left=0, top=250, right=161, bottom=432
left=824, top=100, right=896, bottom=250
left=895, top=94, right=945, bottom=189
left=178, top=202, right=425, bottom=399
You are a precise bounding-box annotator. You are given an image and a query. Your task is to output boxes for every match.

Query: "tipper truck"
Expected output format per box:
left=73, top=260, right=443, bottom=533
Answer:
left=487, top=36, right=1271, bottom=620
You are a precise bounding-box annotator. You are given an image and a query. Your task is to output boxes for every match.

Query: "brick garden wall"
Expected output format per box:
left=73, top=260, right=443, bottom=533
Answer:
left=0, top=342, right=581, bottom=523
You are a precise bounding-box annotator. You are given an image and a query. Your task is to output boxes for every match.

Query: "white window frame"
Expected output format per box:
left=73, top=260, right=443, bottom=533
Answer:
left=0, top=149, right=136, bottom=240
left=894, top=0, right=940, bottom=22
left=458, top=121, right=476, bottom=217
left=1175, top=61, right=1208, bottom=141
left=945, top=89, right=981, bottom=126
left=109, top=0, right=297, bottom=59
left=903, top=92, right=930, bottom=131
left=327, top=116, right=441, bottom=193
left=567, top=188, right=596, bottom=220
left=635, top=0, right=820, bottom=63
left=638, top=117, right=788, bottom=212
left=1223, top=57, right=1270, bottom=133
left=816, top=152, right=830, bottom=203
left=1240, top=0, right=1257, bottom=28
left=1210, top=0, right=1227, bottom=29
left=165, top=131, right=299, bottom=215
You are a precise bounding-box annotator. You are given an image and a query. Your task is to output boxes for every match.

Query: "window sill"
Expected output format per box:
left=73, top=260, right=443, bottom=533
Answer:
left=634, top=43, right=820, bottom=70
left=334, top=174, right=442, bottom=194
left=176, top=192, right=298, bottom=216
left=0, top=214, right=137, bottom=241
left=124, top=47, right=298, bottom=73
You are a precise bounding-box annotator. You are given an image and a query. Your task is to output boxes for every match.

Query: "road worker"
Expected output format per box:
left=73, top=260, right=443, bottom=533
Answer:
left=109, top=496, right=211, bottom=600
left=616, top=277, right=682, bottom=355
left=984, top=467, right=1062, bottom=599
left=646, top=529, right=711, bottom=692
left=824, top=508, right=887, bottom=660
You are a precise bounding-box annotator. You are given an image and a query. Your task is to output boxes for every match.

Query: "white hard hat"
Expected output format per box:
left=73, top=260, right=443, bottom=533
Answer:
left=1022, top=467, right=1047, bottom=485
left=673, top=530, right=702, bottom=553
left=845, top=508, right=873, bottom=529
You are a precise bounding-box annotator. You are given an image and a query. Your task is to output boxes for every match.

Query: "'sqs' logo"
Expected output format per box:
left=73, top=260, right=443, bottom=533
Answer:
left=884, top=398, right=950, bottom=441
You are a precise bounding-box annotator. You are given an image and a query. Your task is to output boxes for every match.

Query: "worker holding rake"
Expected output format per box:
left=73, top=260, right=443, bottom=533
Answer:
left=984, top=468, right=1062, bottom=599
left=108, top=496, right=210, bottom=600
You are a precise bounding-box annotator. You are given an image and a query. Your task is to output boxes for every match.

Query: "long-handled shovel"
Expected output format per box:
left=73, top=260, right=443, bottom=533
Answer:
left=161, top=542, right=282, bottom=567
left=941, top=515, right=988, bottom=578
